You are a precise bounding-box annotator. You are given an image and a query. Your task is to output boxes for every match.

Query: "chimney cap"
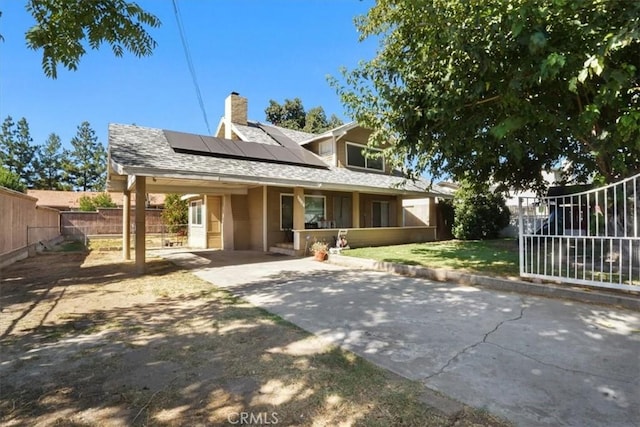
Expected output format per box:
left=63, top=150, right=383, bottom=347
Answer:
left=230, top=91, right=239, bottom=96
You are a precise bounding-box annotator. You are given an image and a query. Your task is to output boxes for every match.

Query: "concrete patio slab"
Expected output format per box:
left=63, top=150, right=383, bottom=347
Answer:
left=158, top=250, right=640, bottom=427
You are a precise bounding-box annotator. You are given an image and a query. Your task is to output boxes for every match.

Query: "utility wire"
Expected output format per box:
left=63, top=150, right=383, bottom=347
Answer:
left=172, top=0, right=212, bottom=134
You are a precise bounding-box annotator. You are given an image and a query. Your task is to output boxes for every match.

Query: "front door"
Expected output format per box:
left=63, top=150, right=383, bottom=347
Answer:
left=207, top=196, right=222, bottom=249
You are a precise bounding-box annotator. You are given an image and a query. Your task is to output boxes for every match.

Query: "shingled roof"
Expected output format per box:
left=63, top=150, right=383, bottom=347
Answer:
left=108, top=123, right=453, bottom=197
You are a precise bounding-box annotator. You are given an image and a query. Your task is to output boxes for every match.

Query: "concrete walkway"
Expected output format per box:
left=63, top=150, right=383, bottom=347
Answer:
left=157, top=250, right=640, bottom=427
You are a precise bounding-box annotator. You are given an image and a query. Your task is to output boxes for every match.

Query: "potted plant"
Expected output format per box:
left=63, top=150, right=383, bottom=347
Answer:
left=311, top=241, right=329, bottom=261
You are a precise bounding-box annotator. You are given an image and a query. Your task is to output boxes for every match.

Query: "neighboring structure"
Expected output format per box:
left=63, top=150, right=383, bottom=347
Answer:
left=107, top=92, right=453, bottom=272
left=27, top=190, right=165, bottom=210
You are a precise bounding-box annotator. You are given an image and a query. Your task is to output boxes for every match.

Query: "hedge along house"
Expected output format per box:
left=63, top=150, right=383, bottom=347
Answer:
left=107, top=93, right=453, bottom=272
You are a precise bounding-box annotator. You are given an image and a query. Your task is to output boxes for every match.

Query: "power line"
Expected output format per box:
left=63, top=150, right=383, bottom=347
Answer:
left=172, top=0, right=211, bottom=134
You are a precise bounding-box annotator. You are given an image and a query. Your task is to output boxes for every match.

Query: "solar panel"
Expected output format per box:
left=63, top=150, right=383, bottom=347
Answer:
left=164, top=130, right=210, bottom=152
left=257, top=124, right=329, bottom=168
left=163, top=130, right=328, bottom=169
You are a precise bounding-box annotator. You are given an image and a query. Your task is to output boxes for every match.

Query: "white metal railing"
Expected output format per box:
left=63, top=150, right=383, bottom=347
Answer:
left=519, top=174, right=640, bottom=292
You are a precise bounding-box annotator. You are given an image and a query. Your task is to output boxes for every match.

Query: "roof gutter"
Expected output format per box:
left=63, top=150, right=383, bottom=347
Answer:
left=109, top=163, right=447, bottom=197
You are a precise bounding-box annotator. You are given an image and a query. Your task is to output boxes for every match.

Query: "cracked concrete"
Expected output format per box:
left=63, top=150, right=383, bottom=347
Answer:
left=425, top=299, right=528, bottom=382
left=159, top=250, right=640, bottom=427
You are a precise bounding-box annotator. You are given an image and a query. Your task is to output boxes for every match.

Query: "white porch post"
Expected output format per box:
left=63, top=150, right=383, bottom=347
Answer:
left=135, top=176, right=146, bottom=274
left=122, top=189, right=131, bottom=260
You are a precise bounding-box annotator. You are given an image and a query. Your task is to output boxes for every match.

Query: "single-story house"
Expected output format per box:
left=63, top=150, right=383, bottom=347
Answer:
left=27, top=190, right=165, bottom=210
left=107, top=92, right=453, bottom=272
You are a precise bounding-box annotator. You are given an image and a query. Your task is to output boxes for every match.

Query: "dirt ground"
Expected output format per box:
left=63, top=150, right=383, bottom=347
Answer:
left=0, top=250, right=510, bottom=426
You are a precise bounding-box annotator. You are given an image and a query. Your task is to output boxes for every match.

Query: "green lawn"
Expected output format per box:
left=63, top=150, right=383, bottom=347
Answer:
left=342, top=239, right=520, bottom=278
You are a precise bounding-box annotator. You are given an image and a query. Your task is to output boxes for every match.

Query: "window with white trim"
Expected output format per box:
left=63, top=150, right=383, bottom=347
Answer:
left=191, top=200, right=203, bottom=226
left=346, top=142, right=384, bottom=171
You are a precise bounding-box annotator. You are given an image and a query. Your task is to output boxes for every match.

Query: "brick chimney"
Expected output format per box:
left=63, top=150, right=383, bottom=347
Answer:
left=224, top=92, right=248, bottom=139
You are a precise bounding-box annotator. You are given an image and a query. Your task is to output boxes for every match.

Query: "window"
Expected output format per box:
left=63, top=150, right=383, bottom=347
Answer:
left=372, top=201, right=390, bottom=227
left=319, top=140, right=333, bottom=156
left=281, top=194, right=293, bottom=230
left=280, top=194, right=327, bottom=229
left=305, top=195, right=326, bottom=223
left=191, top=200, right=202, bottom=226
left=346, top=142, right=384, bottom=171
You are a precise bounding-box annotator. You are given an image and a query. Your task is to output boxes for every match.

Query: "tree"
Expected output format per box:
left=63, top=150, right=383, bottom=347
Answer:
left=77, top=193, right=115, bottom=211
left=93, top=192, right=116, bottom=208
left=64, top=121, right=107, bottom=191
left=161, top=193, right=188, bottom=234
left=265, top=99, right=344, bottom=133
left=452, top=181, right=511, bottom=240
left=33, top=133, right=66, bottom=190
left=333, top=0, right=640, bottom=191
left=0, top=166, right=26, bottom=192
left=0, top=116, right=38, bottom=188
left=14, top=0, right=162, bottom=78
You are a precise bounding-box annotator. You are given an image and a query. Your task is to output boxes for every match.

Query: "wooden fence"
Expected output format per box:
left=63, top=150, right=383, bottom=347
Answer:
left=0, top=187, right=61, bottom=267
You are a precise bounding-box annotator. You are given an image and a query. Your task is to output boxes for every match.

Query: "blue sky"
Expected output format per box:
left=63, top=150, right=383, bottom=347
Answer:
left=0, top=0, right=377, bottom=151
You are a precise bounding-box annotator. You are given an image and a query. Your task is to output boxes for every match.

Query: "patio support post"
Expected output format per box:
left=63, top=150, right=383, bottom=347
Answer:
left=352, top=191, right=360, bottom=228
left=135, top=176, right=146, bottom=274
left=293, top=187, right=305, bottom=250
left=122, top=189, right=131, bottom=260
left=293, top=187, right=305, bottom=230
left=396, top=195, right=404, bottom=227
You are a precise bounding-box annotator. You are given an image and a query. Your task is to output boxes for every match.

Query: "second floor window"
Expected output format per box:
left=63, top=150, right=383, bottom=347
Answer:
left=346, top=142, right=383, bottom=171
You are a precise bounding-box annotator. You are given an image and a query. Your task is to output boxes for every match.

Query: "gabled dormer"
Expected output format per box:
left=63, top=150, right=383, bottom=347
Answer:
left=300, top=123, right=389, bottom=173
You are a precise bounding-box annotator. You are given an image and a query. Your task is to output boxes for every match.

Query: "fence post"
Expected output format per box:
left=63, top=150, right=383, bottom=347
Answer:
left=518, top=197, right=524, bottom=276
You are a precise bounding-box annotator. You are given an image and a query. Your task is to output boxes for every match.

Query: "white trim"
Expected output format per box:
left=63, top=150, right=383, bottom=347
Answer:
left=230, top=123, right=250, bottom=141
left=190, top=200, right=203, bottom=226
left=345, top=141, right=385, bottom=172
left=299, top=121, right=359, bottom=145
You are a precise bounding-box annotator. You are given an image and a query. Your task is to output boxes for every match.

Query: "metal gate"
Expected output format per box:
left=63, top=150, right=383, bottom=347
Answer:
left=518, top=174, right=640, bottom=292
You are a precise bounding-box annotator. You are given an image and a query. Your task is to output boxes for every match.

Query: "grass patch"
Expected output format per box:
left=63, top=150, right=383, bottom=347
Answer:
left=343, top=239, right=520, bottom=277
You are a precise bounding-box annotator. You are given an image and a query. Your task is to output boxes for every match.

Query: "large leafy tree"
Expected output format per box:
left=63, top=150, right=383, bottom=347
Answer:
left=64, top=121, right=107, bottom=191
left=33, top=133, right=67, bottom=190
left=2, top=0, right=161, bottom=78
left=0, top=116, right=38, bottom=188
left=334, top=0, right=640, bottom=191
left=265, top=99, right=343, bottom=133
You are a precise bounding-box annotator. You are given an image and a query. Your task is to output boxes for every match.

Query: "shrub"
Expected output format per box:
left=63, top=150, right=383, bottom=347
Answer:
left=78, top=195, right=96, bottom=211
left=93, top=192, right=116, bottom=208
left=162, top=193, right=188, bottom=233
left=452, top=181, right=511, bottom=240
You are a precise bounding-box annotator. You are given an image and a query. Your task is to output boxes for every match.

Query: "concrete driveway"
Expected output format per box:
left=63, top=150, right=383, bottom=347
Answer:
left=159, top=250, right=640, bottom=427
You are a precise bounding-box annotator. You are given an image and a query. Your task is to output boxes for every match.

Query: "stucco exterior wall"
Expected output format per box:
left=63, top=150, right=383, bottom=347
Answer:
left=247, top=187, right=264, bottom=250
left=297, top=226, right=437, bottom=253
